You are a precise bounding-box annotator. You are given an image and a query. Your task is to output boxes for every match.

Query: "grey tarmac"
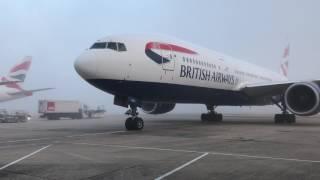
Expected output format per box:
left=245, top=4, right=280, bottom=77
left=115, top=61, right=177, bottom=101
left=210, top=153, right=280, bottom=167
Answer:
left=0, top=114, right=319, bottom=180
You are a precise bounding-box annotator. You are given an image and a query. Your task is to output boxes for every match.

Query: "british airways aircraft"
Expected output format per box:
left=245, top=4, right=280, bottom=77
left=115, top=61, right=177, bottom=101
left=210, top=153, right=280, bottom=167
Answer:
left=0, top=56, right=53, bottom=102
left=74, top=34, right=320, bottom=130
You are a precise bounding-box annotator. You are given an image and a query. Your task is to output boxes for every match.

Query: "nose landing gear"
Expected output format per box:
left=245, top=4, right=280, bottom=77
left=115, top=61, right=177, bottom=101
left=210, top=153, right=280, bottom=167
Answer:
left=125, top=104, right=144, bottom=130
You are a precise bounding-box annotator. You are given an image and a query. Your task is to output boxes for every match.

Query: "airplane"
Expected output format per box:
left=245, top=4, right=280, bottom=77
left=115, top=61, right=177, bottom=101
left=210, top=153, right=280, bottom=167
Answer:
left=74, top=34, right=320, bottom=130
left=0, top=56, right=53, bottom=102
left=0, top=81, right=20, bottom=86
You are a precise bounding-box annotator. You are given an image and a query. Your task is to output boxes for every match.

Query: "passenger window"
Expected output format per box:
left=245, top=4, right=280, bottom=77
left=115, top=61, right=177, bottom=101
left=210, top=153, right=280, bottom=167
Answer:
left=107, top=42, right=118, bottom=51
left=90, top=42, right=106, bottom=49
left=118, top=43, right=127, bottom=52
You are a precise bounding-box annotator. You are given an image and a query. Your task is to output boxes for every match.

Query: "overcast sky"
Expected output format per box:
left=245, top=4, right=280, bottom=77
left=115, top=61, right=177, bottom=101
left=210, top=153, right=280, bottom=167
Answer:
left=0, top=0, right=319, bottom=114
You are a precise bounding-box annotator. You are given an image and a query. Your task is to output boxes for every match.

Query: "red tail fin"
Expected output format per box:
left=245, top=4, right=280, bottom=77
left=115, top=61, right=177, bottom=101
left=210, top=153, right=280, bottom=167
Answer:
left=7, top=56, right=32, bottom=82
left=280, top=45, right=290, bottom=78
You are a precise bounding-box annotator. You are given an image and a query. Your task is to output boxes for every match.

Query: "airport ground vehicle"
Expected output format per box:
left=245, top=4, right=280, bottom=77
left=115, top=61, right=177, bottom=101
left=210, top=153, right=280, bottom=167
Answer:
left=0, top=109, right=30, bottom=123
left=38, top=100, right=106, bottom=120
left=74, top=34, right=320, bottom=130
left=39, top=100, right=84, bottom=120
left=85, top=105, right=106, bottom=118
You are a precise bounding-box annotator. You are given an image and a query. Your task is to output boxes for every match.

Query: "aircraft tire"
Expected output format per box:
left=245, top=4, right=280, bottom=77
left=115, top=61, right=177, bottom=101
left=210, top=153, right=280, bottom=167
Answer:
left=274, top=114, right=296, bottom=124
left=287, top=114, right=296, bottom=123
left=133, top=117, right=144, bottom=130
left=125, top=117, right=144, bottom=130
left=201, top=114, right=209, bottom=122
left=201, top=113, right=223, bottom=122
left=217, top=114, right=223, bottom=122
left=125, top=117, right=134, bottom=130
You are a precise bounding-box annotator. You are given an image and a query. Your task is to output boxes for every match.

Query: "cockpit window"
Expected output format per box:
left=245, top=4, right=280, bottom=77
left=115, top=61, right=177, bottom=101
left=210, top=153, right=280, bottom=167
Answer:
left=90, top=42, right=106, bottom=49
left=90, top=41, right=127, bottom=52
left=118, top=43, right=127, bottom=52
left=107, top=42, right=118, bottom=51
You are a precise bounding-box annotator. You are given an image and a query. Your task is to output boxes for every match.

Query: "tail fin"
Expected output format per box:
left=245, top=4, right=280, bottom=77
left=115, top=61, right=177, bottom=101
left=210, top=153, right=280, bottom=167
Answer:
left=280, top=45, right=290, bottom=79
left=6, top=56, right=32, bottom=82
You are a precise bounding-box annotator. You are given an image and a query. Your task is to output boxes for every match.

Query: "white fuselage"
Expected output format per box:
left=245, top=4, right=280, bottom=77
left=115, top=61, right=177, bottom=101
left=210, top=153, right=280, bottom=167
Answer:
left=0, top=86, right=27, bottom=102
left=74, top=34, right=287, bottom=105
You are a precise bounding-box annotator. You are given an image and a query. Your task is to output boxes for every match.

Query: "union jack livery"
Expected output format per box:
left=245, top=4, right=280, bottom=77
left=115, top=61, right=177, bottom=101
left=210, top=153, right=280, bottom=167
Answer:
left=145, top=42, right=198, bottom=64
left=0, top=56, right=53, bottom=102
left=7, top=56, right=32, bottom=82
left=280, top=45, right=290, bottom=78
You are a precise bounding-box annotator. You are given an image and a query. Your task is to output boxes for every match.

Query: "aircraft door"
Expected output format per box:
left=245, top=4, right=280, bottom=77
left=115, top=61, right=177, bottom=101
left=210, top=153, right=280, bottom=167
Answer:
left=159, top=44, right=175, bottom=81
left=161, top=44, right=175, bottom=71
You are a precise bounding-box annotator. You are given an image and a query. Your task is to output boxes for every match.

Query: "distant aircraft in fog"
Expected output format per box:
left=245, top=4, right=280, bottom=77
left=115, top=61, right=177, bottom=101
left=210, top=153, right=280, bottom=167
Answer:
left=0, top=56, right=53, bottom=102
left=74, top=34, right=320, bottom=130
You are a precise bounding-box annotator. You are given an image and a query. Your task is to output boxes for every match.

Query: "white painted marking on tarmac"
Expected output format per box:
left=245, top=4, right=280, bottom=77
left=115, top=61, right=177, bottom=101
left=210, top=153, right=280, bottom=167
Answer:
left=0, top=145, right=51, bottom=171
left=74, top=143, right=320, bottom=164
left=0, top=131, right=126, bottom=144
left=73, top=142, right=204, bottom=154
left=0, top=143, right=48, bottom=150
left=209, top=151, right=320, bottom=163
left=66, top=131, right=126, bottom=137
left=4, top=137, right=53, bottom=143
left=155, top=153, right=209, bottom=180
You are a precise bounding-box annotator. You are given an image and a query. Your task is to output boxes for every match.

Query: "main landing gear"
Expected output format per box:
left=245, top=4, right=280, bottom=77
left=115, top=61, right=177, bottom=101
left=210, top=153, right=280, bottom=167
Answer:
left=125, top=104, right=144, bottom=130
left=273, top=98, right=296, bottom=124
left=201, top=105, right=223, bottom=122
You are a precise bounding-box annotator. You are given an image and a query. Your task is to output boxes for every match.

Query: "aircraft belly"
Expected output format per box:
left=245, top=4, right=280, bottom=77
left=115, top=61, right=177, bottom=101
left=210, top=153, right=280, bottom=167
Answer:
left=87, top=79, right=253, bottom=105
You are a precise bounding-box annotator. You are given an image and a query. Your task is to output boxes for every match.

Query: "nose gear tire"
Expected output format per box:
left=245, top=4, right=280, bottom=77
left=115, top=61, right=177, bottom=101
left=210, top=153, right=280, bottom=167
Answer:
left=125, top=117, right=144, bottom=130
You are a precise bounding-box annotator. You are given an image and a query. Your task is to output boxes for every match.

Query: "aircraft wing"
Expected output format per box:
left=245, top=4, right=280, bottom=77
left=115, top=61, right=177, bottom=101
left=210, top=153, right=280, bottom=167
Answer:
left=241, top=80, right=320, bottom=97
left=8, top=88, right=54, bottom=96
left=0, top=81, right=21, bottom=85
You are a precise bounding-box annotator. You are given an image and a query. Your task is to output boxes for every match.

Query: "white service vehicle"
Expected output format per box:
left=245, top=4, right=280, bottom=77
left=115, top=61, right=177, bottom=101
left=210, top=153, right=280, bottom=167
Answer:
left=39, top=100, right=84, bottom=120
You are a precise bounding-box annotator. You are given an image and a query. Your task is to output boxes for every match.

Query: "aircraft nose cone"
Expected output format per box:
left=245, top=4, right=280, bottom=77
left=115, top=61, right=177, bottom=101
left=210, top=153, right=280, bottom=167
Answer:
left=74, top=52, right=97, bottom=79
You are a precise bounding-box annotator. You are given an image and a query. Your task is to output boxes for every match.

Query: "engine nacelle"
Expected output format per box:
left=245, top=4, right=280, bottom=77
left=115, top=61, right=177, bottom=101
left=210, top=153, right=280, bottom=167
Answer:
left=284, top=82, right=320, bottom=116
left=141, top=102, right=175, bottom=114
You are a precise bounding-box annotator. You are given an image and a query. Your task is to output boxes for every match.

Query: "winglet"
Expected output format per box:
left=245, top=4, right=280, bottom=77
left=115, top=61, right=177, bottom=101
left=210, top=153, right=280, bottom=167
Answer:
left=280, top=45, right=290, bottom=78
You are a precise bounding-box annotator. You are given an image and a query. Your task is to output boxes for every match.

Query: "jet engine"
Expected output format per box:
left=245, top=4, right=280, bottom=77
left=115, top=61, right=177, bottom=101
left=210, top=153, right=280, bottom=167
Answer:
left=284, top=82, right=320, bottom=116
left=141, top=102, right=176, bottom=114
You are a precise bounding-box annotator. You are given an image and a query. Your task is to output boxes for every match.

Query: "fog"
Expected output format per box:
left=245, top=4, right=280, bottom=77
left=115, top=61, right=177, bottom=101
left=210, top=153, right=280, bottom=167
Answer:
left=0, top=0, right=319, bottom=114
